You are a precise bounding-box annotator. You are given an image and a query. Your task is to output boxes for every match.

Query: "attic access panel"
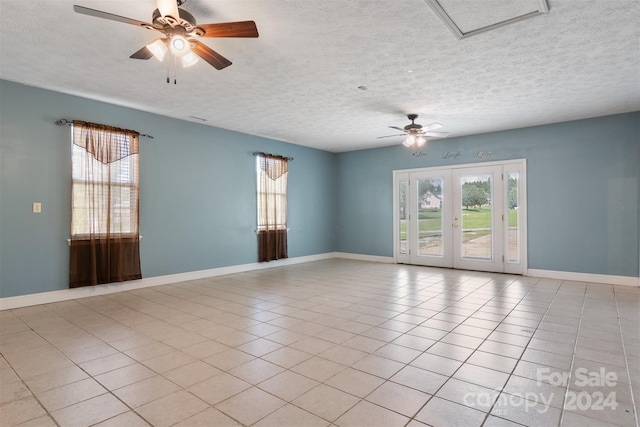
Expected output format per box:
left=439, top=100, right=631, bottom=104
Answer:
left=425, top=0, right=549, bottom=39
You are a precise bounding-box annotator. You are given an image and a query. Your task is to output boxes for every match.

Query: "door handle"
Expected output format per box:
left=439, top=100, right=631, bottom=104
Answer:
left=453, top=223, right=459, bottom=228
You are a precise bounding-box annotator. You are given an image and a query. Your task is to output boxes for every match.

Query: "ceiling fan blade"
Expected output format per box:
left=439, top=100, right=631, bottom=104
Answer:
left=130, top=44, right=154, bottom=60
left=73, top=5, right=152, bottom=27
left=156, top=0, right=180, bottom=20
left=388, top=126, right=406, bottom=132
left=425, top=131, right=450, bottom=137
left=377, top=134, right=406, bottom=139
left=191, top=40, right=232, bottom=70
left=199, top=21, right=259, bottom=38
left=424, top=122, right=444, bottom=131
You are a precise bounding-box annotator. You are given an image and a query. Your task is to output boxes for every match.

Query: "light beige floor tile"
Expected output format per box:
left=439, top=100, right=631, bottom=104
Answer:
left=63, top=343, right=119, bottom=364
left=293, top=384, right=360, bottom=422
left=559, top=411, right=623, bottom=427
left=13, top=414, right=57, bottom=427
left=174, top=407, right=242, bottom=427
left=291, top=357, right=347, bottom=382
left=436, top=378, right=499, bottom=412
left=315, top=328, right=356, bottom=344
left=342, top=335, right=387, bottom=353
left=37, top=378, right=106, bottom=412
left=365, top=381, right=431, bottom=417
left=50, top=393, right=128, bottom=427
left=0, top=365, right=21, bottom=387
left=258, top=370, right=320, bottom=401
left=188, top=372, right=252, bottom=405
left=351, top=354, right=405, bottom=378
left=21, top=365, right=88, bottom=395
left=0, top=396, right=47, bottom=426
left=108, top=333, right=156, bottom=352
left=92, top=411, right=149, bottom=426
left=325, top=368, right=385, bottom=398
left=2, top=260, right=637, bottom=427
left=453, top=363, right=510, bottom=391
left=290, top=337, right=336, bottom=354
left=319, top=345, right=368, bottom=366
left=203, top=348, right=255, bottom=370
left=179, top=338, right=229, bottom=358
left=391, top=365, right=448, bottom=394
left=161, top=332, right=209, bottom=349
left=262, top=346, right=314, bottom=368
left=141, top=350, right=195, bottom=373
left=215, top=387, right=286, bottom=425
left=228, top=358, right=284, bottom=384
left=236, top=337, right=283, bottom=357
left=335, top=400, right=409, bottom=427
left=93, top=363, right=156, bottom=390
left=136, top=390, right=209, bottom=427
left=78, top=352, right=136, bottom=376
left=253, top=404, right=329, bottom=427
left=3, top=344, right=74, bottom=379
left=113, top=375, right=180, bottom=408
left=415, top=396, right=486, bottom=427
left=491, top=393, right=562, bottom=426
left=467, top=350, right=517, bottom=373
left=410, top=351, right=463, bottom=377
left=164, top=360, right=221, bottom=387
left=373, top=343, right=422, bottom=364
left=0, top=380, right=32, bottom=405
left=482, top=415, right=525, bottom=427
left=123, top=341, right=176, bottom=362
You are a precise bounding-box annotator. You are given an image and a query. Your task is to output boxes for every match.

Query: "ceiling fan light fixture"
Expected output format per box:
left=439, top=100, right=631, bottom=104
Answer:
left=416, top=136, right=427, bottom=146
left=147, top=39, right=167, bottom=61
left=181, top=52, right=199, bottom=67
left=170, top=35, right=190, bottom=56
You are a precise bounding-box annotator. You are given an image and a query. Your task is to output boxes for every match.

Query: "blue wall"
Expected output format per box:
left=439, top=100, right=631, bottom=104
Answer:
left=1, top=79, right=638, bottom=299
left=335, top=113, right=639, bottom=278
left=0, top=80, right=336, bottom=298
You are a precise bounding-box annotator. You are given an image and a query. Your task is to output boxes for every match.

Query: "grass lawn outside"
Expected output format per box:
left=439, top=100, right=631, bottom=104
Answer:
left=399, top=206, right=518, bottom=241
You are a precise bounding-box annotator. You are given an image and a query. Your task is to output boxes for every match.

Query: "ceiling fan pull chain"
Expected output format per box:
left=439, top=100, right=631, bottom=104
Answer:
left=174, top=54, right=178, bottom=84
left=166, top=55, right=170, bottom=84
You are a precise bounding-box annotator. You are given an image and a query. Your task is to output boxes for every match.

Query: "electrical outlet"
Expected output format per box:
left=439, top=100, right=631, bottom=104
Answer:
left=33, top=202, right=41, bottom=213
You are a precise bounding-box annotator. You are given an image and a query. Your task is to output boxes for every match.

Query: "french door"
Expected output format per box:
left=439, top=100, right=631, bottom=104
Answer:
left=394, top=160, right=526, bottom=274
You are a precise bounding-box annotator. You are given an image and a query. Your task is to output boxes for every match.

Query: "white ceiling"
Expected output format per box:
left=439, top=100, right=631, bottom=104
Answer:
left=1, top=0, right=638, bottom=152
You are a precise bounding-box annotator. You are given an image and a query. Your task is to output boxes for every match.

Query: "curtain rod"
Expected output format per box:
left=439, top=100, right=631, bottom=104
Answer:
left=55, top=119, right=154, bottom=139
left=253, top=151, right=294, bottom=161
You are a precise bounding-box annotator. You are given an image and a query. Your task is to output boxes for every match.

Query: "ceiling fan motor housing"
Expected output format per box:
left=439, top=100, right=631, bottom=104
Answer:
left=151, top=7, right=204, bottom=36
left=405, top=114, right=423, bottom=132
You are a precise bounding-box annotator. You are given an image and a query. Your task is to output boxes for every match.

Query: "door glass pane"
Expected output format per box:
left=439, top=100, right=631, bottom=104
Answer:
left=507, top=171, right=520, bottom=262
left=417, top=177, right=444, bottom=256
left=460, top=174, right=493, bottom=260
left=399, top=180, right=407, bottom=255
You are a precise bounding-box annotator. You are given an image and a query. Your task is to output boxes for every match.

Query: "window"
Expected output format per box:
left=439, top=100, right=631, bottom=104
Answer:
left=69, top=121, right=141, bottom=287
left=256, top=153, right=289, bottom=261
left=256, top=155, right=288, bottom=231
left=71, top=126, right=139, bottom=237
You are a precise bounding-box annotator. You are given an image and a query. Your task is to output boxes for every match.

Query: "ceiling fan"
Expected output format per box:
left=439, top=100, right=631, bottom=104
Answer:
left=73, top=0, right=258, bottom=79
left=379, top=114, right=449, bottom=147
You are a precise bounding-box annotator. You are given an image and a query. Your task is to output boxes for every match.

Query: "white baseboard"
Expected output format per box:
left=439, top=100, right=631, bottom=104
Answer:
left=527, top=269, right=639, bottom=287
left=4, top=255, right=635, bottom=310
left=0, top=252, right=335, bottom=311
left=333, top=252, right=395, bottom=264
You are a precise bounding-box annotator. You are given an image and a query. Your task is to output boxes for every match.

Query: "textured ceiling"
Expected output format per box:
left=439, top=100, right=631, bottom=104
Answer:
left=1, top=0, right=638, bottom=152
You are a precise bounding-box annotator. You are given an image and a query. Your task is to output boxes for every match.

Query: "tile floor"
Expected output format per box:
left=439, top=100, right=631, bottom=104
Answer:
left=1, top=259, right=638, bottom=427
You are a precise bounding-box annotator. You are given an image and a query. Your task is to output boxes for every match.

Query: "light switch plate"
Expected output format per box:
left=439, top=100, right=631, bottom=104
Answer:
left=33, top=202, right=41, bottom=213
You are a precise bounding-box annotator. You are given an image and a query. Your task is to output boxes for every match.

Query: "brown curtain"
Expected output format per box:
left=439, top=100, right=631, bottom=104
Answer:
left=69, top=121, right=142, bottom=287
left=257, top=153, right=288, bottom=262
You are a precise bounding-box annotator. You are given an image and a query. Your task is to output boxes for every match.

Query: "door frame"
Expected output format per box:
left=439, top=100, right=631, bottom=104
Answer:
left=392, top=159, right=527, bottom=274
